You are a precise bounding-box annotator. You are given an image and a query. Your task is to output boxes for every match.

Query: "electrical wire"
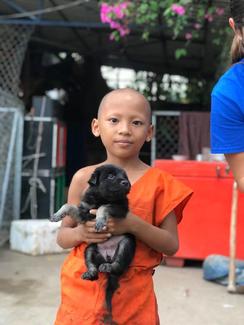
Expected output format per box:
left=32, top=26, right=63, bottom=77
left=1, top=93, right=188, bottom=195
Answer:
left=0, top=0, right=90, bottom=19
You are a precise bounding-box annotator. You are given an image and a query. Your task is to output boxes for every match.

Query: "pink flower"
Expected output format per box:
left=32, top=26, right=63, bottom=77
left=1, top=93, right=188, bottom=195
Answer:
left=216, top=7, right=224, bottom=16
left=120, top=2, right=128, bottom=10
left=100, top=1, right=130, bottom=40
left=205, top=13, right=213, bottom=22
left=113, top=3, right=128, bottom=19
left=185, top=32, right=192, bottom=40
left=194, top=23, right=201, bottom=30
left=100, top=3, right=113, bottom=23
left=119, top=26, right=130, bottom=36
left=109, top=33, right=116, bottom=41
left=113, top=6, right=124, bottom=19
left=171, top=4, right=185, bottom=16
left=110, top=21, right=121, bottom=29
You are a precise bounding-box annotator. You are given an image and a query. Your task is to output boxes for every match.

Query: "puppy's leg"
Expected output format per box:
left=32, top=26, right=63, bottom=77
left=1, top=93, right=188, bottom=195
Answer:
left=78, top=201, right=91, bottom=214
left=99, top=235, right=136, bottom=275
left=82, top=244, right=106, bottom=281
left=100, top=235, right=136, bottom=317
left=106, top=204, right=128, bottom=219
left=78, top=201, right=94, bottom=222
left=50, top=204, right=79, bottom=222
left=95, top=205, right=111, bottom=232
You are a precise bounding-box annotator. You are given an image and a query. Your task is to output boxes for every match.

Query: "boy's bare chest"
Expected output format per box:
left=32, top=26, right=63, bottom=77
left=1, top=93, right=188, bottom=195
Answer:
left=127, top=169, right=149, bottom=185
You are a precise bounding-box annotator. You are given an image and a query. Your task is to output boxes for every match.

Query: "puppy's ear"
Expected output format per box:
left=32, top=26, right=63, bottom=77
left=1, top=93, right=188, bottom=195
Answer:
left=88, top=170, right=99, bottom=186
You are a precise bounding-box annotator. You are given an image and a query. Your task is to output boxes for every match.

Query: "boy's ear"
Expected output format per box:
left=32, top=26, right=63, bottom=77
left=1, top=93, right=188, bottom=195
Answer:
left=229, top=18, right=235, bottom=32
left=91, top=118, right=100, bottom=137
left=146, top=124, right=154, bottom=142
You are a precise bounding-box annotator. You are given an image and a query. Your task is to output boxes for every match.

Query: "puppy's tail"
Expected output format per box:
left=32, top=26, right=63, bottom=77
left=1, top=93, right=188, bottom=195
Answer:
left=106, top=274, right=119, bottom=314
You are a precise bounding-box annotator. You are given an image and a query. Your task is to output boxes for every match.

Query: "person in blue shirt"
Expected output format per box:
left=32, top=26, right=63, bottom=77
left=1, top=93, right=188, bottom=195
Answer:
left=211, top=0, right=244, bottom=192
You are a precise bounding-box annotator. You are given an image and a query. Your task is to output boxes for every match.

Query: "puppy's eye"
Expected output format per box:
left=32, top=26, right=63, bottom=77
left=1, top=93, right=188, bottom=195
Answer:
left=107, top=174, right=115, bottom=180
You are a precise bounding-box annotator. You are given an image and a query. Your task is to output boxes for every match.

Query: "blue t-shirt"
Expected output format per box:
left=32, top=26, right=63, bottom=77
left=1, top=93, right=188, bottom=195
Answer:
left=211, top=58, right=244, bottom=153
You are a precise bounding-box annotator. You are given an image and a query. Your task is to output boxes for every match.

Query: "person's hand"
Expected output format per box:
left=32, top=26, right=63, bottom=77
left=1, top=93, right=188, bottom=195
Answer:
left=74, top=221, right=111, bottom=244
left=105, top=212, right=134, bottom=236
left=87, top=209, right=135, bottom=236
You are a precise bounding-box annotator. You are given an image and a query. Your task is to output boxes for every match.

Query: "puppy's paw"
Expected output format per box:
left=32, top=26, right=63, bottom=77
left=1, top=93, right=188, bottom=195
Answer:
left=82, top=270, right=98, bottom=281
left=95, top=220, right=107, bottom=232
left=99, top=263, right=112, bottom=273
left=50, top=213, right=63, bottom=222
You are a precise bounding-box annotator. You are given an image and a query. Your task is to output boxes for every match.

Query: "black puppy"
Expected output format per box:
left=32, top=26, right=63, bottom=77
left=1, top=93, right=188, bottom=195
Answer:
left=50, top=164, right=136, bottom=316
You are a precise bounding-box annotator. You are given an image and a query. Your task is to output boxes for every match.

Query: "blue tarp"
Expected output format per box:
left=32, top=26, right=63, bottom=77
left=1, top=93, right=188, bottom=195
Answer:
left=203, top=255, right=244, bottom=286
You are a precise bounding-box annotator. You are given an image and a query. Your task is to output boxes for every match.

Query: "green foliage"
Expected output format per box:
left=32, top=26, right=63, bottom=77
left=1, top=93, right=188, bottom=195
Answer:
left=175, top=48, right=187, bottom=60
left=99, top=0, right=229, bottom=59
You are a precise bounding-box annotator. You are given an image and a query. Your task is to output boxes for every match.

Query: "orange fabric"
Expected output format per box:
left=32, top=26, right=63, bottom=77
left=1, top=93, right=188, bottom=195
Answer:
left=54, top=167, right=193, bottom=325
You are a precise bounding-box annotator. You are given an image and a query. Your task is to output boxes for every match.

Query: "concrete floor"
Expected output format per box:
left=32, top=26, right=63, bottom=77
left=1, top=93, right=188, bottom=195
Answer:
left=0, top=246, right=243, bottom=325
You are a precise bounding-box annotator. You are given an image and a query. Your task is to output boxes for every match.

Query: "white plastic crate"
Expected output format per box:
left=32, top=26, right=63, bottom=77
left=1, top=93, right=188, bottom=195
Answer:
left=10, top=219, right=66, bottom=255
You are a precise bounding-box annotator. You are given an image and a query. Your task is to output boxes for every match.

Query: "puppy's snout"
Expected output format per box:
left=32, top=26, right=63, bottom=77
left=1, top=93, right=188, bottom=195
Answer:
left=121, top=180, right=129, bottom=187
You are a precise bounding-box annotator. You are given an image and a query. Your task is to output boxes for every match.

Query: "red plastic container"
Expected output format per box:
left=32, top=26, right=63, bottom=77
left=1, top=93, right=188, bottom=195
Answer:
left=154, top=160, right=244, bottom=261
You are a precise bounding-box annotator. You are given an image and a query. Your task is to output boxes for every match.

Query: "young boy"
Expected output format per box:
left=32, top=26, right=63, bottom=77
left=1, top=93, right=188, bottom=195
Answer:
left=54, top=88, right=193, bottom=324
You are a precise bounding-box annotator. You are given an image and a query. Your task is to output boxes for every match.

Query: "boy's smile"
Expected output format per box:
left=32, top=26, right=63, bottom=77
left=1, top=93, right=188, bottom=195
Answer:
left=114, top=139, right=133, bottom=146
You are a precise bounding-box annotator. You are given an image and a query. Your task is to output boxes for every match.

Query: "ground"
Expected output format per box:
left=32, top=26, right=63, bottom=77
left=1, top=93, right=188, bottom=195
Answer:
left=0, top=246, right=243, bottom=325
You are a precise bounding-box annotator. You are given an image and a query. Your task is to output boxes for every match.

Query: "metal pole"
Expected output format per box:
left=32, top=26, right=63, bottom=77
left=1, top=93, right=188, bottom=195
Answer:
left=227, top=181, right=238, bottom=293
left=0, top=112, right=18, bottom=224
left=13, top=108, right=24, bottom=220
left=1, top=0, right=37, bottom=20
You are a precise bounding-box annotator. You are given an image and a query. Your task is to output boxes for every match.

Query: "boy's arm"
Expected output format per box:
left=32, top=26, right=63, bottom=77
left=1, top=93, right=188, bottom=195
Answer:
left=57, top=169, right=111, bottom=249
left=106, top=211, right=179, bottom=256
left=131, top=211, right=179, bottom=255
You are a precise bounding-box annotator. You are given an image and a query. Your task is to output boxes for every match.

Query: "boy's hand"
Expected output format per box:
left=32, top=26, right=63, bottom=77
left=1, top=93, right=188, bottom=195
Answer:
left=89, top=209, right=131, bottom=236
left=88, top=209, right=134, bottom=236
left=105, top=212, right=133, bottom=236
left=75, top=221, right=111, bottom=244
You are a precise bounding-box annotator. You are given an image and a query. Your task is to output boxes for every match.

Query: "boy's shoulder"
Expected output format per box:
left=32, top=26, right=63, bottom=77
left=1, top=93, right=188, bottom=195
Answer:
left=73, top=164, right=102, bottom=183
left=69, top=164, right=103, bottom=200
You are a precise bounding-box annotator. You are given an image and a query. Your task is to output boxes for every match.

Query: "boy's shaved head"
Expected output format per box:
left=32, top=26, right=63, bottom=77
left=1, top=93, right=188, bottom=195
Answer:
left=98, top=88, right=151, bottom=122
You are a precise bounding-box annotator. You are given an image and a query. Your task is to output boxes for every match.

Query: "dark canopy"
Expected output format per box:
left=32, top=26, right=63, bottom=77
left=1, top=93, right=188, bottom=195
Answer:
left=0, top=0, right=231, bottom=79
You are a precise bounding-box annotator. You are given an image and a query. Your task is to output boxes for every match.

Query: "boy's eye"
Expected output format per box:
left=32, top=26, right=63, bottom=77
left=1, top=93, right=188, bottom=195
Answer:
left=108, top=118, right=118, bottom=123
left=107, top=174, right=115, bottom=180
left=133, top=120, right=143, bottom=126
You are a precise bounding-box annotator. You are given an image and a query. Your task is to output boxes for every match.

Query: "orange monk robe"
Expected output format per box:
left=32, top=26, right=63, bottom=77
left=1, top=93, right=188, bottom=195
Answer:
left=54, top=167, right=193, bottom=325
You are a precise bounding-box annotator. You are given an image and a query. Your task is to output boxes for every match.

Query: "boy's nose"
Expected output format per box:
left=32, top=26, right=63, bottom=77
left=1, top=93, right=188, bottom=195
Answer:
left=118, top=122, right=131, bottom=134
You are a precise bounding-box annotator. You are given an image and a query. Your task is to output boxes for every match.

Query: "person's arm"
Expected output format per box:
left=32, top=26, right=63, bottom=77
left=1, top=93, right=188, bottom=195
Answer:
left=105, top=210, right=179, bottom=256
left=57, top=169, right=111, bottom=249
left=225, top=152, right=244, bottom=192
left=57, top=218, right=111, bottom=249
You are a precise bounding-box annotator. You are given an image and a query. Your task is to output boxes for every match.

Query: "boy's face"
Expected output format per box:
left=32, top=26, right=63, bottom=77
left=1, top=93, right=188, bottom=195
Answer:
left=92, top=90, right=153, bottom=159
